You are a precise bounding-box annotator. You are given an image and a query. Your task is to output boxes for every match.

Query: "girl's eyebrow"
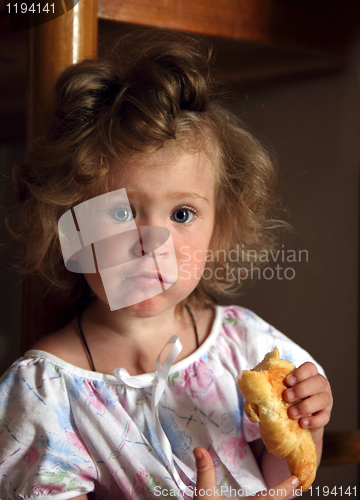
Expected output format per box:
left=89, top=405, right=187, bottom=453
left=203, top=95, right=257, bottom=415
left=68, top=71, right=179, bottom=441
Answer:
left=125, top=190, right=210, bottom=204
left=170, top=191, right=210, bottom=204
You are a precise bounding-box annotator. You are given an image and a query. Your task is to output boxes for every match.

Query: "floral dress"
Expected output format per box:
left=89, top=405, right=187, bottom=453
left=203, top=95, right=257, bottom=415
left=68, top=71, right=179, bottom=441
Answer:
left=0, top=305, right=324, bottom=499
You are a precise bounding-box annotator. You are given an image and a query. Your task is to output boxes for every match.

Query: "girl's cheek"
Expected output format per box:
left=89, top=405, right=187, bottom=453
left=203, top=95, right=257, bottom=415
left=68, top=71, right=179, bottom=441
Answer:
left=177, top=242, right=206, bottom=263
left=177, top=245, right=207, bottom=278
left=84, top=272, right=106, bottom=298
left=177, top=244, right=194, bottom=265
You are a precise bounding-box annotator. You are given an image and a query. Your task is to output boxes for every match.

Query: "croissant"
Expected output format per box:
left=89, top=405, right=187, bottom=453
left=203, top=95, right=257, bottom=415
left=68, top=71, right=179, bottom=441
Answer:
left=237, top=347, right=317, bottom=491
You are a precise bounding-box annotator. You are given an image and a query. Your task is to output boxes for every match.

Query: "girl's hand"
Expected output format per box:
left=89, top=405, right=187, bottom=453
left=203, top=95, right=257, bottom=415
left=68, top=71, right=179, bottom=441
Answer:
left=193, top=447, right=299, bottom=500
left=284, top=362, right=333, bottom=441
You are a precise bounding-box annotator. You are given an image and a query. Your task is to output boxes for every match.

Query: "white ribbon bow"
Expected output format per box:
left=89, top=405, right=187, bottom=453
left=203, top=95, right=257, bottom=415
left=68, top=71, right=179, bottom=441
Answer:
left=114, top=335, right=195, bottom=496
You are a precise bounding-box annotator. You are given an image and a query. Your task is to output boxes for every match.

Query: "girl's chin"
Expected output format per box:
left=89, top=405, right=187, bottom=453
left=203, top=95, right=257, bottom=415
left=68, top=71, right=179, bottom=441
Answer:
left=92, top=291, right=169, bottom=316
left=109, top=291, right=190, bottom=318
left=91, top=280, right=198, bottom=317
left=109, top=303, right=172, bottom=320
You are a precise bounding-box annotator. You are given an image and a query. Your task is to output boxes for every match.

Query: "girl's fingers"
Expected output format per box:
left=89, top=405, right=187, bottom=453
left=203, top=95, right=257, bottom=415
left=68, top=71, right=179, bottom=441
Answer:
left=254, top=476, right=300, bottom=499
left=299, top=408, right=332, bottom=429
left=193, top=447, right=217, bottom=499
left=285, top=374, right=328, bottom=403
left=284, top=366, right=332, bottom=429
left=288, top=392, right=331, bottom=420
left=193, top=447, right=299, bottom=500
left=286, top=362, right=318, bottom=386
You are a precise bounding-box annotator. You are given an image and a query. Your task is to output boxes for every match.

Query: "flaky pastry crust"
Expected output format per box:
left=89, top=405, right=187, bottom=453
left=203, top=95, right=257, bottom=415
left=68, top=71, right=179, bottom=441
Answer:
left=237, top=347, right=317, bottom=491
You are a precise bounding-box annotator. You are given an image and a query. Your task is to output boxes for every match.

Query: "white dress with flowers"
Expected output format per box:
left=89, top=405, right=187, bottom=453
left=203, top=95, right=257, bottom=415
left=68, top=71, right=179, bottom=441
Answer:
left=0, top=305, right=324, bottom=499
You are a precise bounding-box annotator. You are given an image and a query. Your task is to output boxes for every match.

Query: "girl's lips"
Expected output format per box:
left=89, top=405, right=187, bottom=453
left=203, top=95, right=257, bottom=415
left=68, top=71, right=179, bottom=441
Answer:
left=123, top=272, right=173, bottom=288
left=124, top=274, right=162, bottom=287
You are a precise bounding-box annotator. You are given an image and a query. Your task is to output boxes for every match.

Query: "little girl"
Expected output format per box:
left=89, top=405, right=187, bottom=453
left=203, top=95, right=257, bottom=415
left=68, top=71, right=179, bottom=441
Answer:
left=0, top=31, right=332, bottom=500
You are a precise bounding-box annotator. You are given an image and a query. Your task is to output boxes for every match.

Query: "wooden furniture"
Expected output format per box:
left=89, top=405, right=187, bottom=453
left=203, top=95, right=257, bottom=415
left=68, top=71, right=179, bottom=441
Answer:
left=98, top=0, right=360, bottom=57
left=21, top=0, right=98, bottom=354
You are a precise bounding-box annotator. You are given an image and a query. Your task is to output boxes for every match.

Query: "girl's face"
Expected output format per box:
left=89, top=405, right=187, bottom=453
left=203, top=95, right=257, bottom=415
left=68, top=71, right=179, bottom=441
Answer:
left=84, top=144, right=216, bottom=317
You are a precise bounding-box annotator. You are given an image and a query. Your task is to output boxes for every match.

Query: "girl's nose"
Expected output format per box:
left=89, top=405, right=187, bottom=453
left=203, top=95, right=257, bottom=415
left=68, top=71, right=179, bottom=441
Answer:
left=133, top=226, right=171, bottom=258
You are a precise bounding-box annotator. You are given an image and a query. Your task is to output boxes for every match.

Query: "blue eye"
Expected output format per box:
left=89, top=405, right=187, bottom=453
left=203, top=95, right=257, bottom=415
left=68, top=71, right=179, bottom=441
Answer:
left=110, top=205, right=134, bottom=223
left=172, top=207, right=195, bottom=224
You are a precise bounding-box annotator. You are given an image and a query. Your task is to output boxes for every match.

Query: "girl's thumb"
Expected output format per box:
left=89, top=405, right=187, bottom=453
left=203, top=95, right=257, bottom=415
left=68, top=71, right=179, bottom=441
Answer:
left=193, top=447, right=217, bottom=497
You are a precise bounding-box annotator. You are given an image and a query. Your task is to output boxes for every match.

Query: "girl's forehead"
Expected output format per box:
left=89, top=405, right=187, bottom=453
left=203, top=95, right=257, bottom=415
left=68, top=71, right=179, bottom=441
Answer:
left=110, top=145, right=216, bottom=189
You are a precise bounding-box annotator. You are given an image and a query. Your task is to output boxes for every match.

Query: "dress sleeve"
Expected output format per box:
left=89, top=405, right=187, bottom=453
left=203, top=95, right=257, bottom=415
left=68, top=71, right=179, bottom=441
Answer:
left=0, top=357, right=97, bottom=499
left=226, top=305, right=326, bottom=377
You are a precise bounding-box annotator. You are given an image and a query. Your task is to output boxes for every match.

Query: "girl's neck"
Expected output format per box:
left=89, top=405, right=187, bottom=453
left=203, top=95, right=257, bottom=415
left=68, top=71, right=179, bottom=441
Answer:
left=79, top=299, right=213, bottom=375
left=85, top=298, right=184, bottom=341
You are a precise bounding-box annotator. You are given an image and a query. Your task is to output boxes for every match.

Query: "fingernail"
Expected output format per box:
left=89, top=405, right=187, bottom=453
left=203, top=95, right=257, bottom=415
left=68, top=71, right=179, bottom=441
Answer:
left=302, top=419, right=310, bottom=427
left=291, top=476, right=300, bottom=487
left=290, top=407, right=299, bottom=417
left=287, top=390, right=295, bottom=401
left=193, top=449, right=203, bottom=461
left=287, top=375, right=297, bottom=385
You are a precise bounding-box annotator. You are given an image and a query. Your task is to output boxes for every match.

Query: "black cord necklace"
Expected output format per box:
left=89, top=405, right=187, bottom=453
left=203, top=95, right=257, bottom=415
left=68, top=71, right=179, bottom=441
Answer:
left=77, top=304, right=199, bottom=373
left=185, top=303, right=200, bottom=349
left=77, top=314, right=96, bottom=372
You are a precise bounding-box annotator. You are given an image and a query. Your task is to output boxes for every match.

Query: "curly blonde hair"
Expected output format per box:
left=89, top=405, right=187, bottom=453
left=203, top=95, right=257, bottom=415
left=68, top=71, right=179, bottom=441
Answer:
left=8, top=30, right=284, bottom=310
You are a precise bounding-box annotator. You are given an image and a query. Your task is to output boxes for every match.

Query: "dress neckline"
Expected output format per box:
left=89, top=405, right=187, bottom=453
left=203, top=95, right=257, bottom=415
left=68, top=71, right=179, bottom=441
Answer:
left=25, top=305, right=223, bottom=383
left=77, top=303, right=200, bottom=373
